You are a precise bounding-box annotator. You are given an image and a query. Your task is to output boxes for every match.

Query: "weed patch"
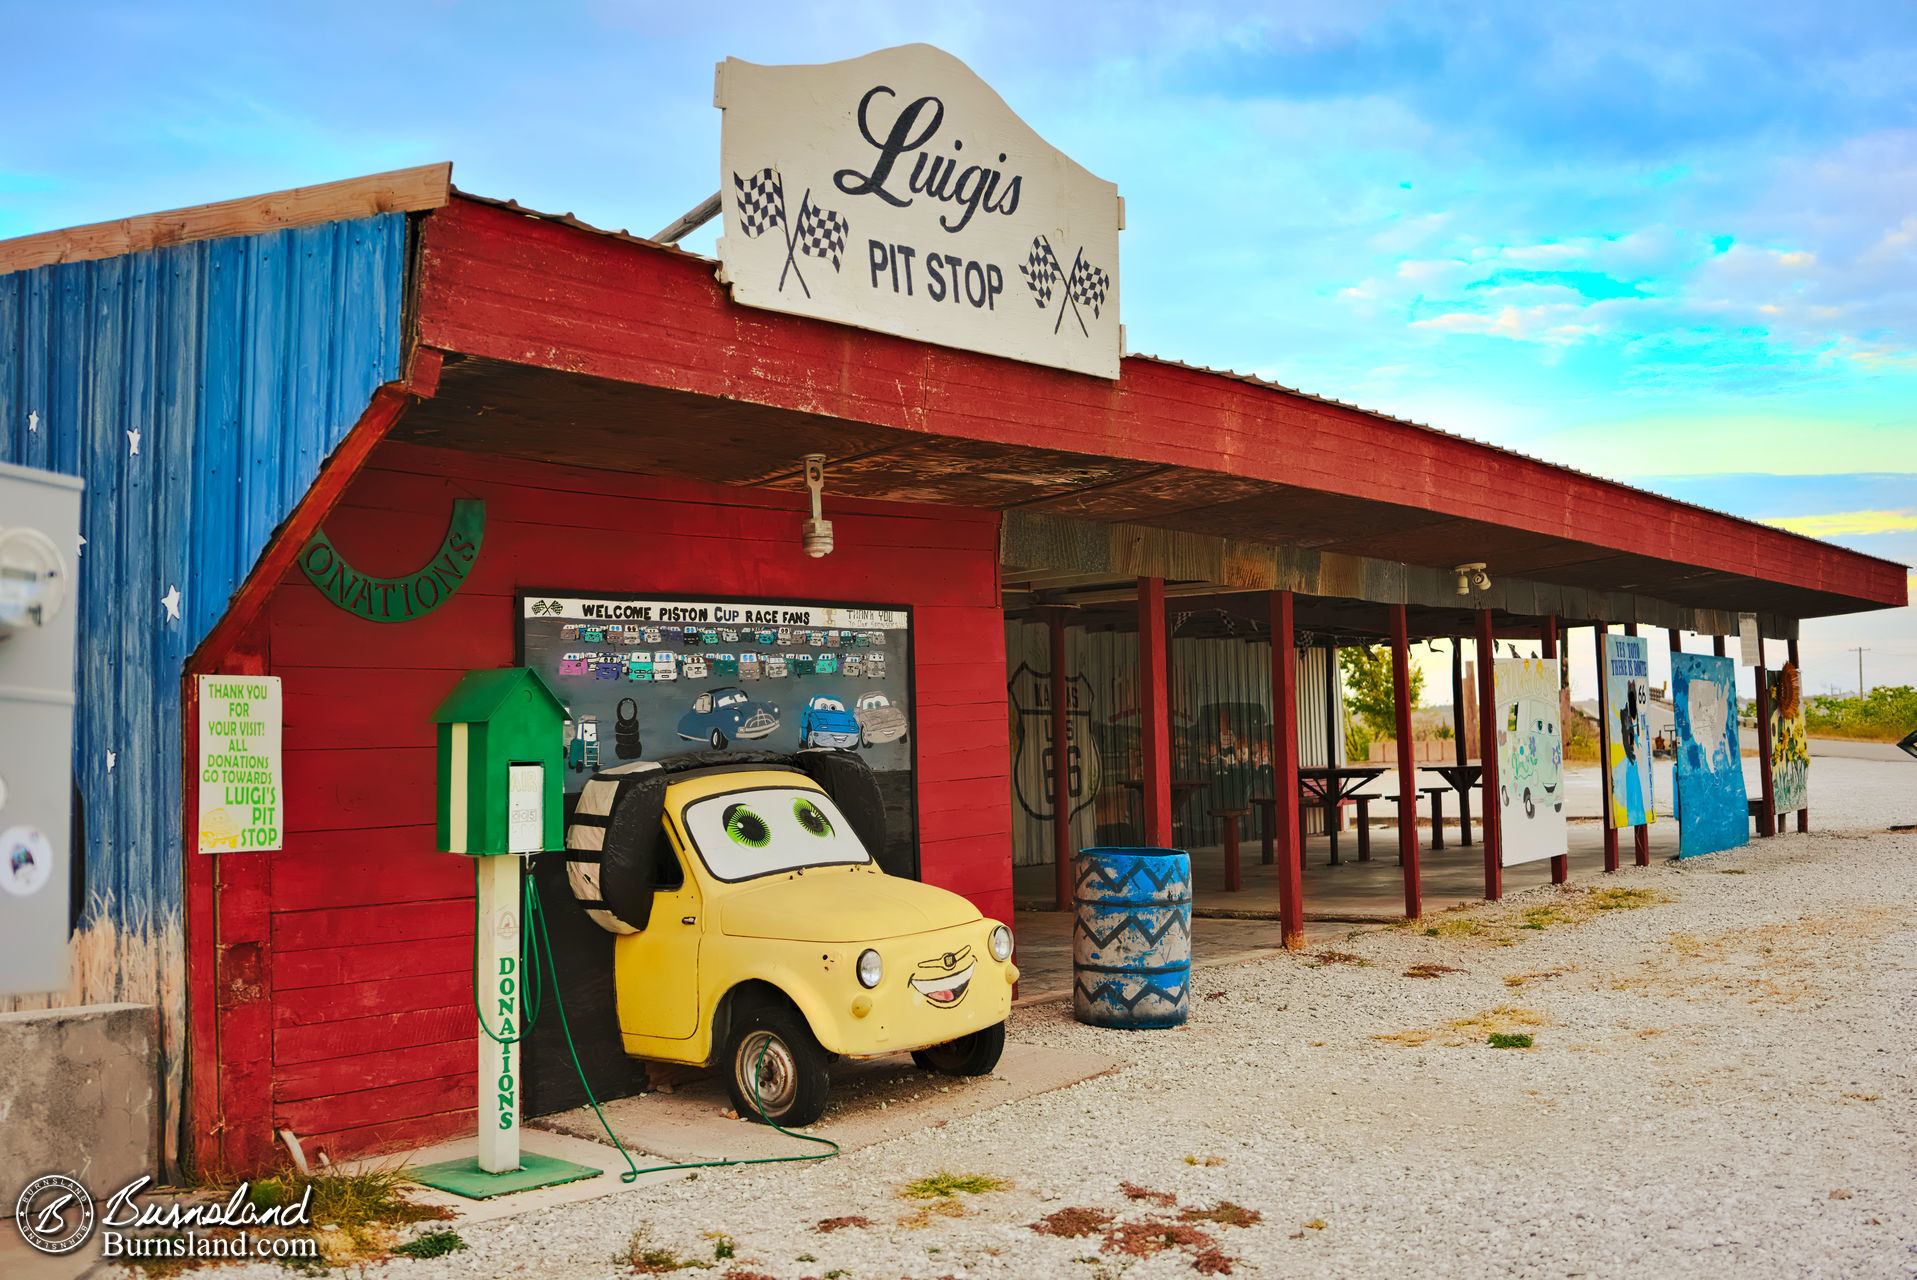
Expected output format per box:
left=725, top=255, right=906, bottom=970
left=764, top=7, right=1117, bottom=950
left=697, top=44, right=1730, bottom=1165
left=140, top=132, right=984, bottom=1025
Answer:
left=392, top=1229, right=465, bottom=1259
left=624, top=1230, right=711, bottom=1274
left=1119, top=1181, right=1177, bottom=1206
left=1504, top=968, right=1567, bottom=988
left=900, top=1171, right=1007, bottom=1199
left=1305, top=950, right=1371, bottom=968
left=1180, top=1202, right=1262, bottom=1228
left=1376, top=1005, right=1547, bottom=1048
left=1404, top=963, right=1466, bottom=979
left=1487, top=1032, right=1534, bottom=1049
left=815, top=1216, right=871, bottom=1233
left=1184, top=1155, right=1224, bottom=1166
left=1105, top=1219, right=1216, bottom=1258
left=1032, top=1207, right=1115, bottom=1237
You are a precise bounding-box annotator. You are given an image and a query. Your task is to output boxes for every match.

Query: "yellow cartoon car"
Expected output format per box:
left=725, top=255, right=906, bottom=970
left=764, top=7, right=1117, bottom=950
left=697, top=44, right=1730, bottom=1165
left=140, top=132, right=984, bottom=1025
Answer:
left=563, top=750, right=1016, bottom=1127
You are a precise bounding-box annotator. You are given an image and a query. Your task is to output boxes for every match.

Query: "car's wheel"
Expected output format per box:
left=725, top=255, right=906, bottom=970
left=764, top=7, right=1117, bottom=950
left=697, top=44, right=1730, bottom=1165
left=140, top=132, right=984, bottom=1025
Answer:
left=724, top=1006, right=830, bottom=1128
left=1523, top=787, right=1535, bottom=819
left=859, top=731, right=870, bottom=749
left=1500, top=784, right=1509, bottom=809
left=710, top=729, right=728, bottom=750
left=910, top=1021, right=1006, bottom=1077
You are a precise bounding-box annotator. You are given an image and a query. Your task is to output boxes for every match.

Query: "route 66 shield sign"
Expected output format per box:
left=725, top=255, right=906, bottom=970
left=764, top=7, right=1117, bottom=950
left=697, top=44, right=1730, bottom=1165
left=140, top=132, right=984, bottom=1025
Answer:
left=1008, top=662, right=1101, bottom=823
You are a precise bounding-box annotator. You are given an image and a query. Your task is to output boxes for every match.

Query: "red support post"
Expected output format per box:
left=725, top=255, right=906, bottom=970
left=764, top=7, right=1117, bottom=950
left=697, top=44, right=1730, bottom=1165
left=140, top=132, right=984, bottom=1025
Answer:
left=1390, top=605, right=1421, bottom=920
left=1595, top=622, right=1619, bottom=873
left=1475, top=609, right=1502, bottom=900
left=1754, top=633, right=1776, bottom=839
left=1138, top=577, right=1173, bottom=849
left=1626, top=624, right=1650, bottom=866
left=1541, top=617, right=1567, bottom=886
left=1789, top=637, right=1808, bottom=832
left=1048, top=609, right=1073, bottom=911
left=1270, top=591, right=1304, bottom=947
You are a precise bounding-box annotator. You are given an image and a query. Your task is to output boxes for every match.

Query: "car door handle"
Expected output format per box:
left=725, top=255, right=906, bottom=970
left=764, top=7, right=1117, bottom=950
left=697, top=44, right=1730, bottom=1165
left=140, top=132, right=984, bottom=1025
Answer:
left=681, top=916, right=697, bottom=925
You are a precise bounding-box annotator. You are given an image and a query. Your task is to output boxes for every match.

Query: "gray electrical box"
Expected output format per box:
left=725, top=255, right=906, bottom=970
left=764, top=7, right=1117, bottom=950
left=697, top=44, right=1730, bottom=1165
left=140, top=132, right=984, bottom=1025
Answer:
left=0, top=459, right=83, bottom=997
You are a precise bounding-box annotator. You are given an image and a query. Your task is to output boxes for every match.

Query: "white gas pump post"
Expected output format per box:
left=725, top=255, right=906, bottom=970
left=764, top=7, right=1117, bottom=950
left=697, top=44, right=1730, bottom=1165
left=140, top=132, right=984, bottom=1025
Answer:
left=478, top=764, right=545, bottom=1173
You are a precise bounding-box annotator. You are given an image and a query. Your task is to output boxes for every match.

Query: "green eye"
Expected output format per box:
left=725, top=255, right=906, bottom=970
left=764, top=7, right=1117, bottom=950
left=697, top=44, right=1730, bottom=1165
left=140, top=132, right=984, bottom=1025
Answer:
left=794, top=798, right=832, bottom=837
left=723, top=804, right=770, bottom=848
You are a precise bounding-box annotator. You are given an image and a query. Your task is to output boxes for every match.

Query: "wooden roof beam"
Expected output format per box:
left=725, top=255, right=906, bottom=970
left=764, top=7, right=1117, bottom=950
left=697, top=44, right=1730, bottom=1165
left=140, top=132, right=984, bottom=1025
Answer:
left=0, top=163, right=454, bottom=274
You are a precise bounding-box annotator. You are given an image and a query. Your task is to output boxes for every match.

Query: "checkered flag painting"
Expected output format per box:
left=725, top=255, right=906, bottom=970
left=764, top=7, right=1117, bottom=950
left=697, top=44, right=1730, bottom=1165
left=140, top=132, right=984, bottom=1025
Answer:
left=796, top=195, right=849, bottom=271
left=1020, top=235, right=1062, bottom=308
left=732, top=168, right=785, bottom=238
left=1068, top=258, right=1110, bottom=318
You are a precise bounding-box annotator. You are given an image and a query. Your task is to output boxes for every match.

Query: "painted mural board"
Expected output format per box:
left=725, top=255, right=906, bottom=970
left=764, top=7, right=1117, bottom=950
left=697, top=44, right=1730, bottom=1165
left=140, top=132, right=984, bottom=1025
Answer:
left=1672, top=652, right=1749, bottom=857
left=517, top=592, right=917, bottom=877
left=1601, top=634, right=1656, bottom=828
left=1494, top=658, right=1567, bottom=867
left=196, top=675, right=283, bottom=853
left=1769, top=664, right=1809, bottom=814
left=717, top=44, right=1123, bottom=378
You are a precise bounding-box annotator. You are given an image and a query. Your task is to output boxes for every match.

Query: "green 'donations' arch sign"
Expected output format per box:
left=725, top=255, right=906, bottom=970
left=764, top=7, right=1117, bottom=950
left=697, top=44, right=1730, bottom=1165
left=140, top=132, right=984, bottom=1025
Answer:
left=299, top=499, right=484, bottom=622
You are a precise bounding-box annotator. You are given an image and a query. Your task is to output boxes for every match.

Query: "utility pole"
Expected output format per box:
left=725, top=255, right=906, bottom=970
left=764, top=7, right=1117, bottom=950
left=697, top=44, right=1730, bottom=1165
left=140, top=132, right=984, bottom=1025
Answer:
left=1846, top=647, right=1870, bottom=697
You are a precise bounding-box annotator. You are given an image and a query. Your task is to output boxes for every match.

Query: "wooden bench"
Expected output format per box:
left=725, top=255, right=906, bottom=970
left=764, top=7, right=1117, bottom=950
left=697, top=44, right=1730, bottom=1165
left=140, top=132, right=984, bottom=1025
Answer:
left=1375, top=786, right=1452, bottom=852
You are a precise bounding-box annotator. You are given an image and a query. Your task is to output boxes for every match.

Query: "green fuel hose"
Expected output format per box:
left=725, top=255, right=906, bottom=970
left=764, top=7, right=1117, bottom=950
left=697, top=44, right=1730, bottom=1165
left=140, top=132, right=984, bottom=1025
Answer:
left=470, top=859, right=838, bottom=1184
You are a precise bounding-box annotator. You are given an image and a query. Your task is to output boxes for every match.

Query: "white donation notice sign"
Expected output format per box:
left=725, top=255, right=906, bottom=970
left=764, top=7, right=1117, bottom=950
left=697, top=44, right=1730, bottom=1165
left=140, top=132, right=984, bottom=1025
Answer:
left=197, top=675, right=283, bottom=853
left=716, top=43, right=1123, bottom=378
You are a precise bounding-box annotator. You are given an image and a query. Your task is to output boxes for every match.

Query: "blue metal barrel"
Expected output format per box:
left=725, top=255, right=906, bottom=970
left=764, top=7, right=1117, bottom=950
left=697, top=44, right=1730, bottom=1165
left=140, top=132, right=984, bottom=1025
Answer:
left=1071, top=847, right=1192, bottom=1029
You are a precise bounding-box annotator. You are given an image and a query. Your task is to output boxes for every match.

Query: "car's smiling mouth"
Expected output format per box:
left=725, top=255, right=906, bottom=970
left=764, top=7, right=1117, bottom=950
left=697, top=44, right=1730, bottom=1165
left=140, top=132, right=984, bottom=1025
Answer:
left=909, top=961, right=976, bottom=1007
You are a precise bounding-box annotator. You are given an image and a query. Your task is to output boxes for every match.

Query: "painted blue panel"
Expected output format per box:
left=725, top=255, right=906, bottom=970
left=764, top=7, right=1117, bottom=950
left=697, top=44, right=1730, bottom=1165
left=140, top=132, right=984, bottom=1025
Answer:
left=0, top=213, right=406, bottom=929
left=1672, top=652, right=1749, bottom=857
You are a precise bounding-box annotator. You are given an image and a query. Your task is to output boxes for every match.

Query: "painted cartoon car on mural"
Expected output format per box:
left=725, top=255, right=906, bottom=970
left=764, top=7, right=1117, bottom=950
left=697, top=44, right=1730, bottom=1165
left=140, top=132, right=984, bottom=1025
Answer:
left=799, top=694, right=861, bottom=749
left=676, top=687, right=780, bottom=749
left=853, top=691, right=909, bottom=746
left=566, top=753, right=1015, bottom=1127
left=1499, top=696, right=1563, bottom=817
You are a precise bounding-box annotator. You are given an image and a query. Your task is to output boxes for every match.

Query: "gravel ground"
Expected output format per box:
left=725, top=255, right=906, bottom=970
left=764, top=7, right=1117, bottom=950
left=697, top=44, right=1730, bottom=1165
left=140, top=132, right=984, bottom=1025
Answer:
left=215, top=825, right=1916, bottom=1280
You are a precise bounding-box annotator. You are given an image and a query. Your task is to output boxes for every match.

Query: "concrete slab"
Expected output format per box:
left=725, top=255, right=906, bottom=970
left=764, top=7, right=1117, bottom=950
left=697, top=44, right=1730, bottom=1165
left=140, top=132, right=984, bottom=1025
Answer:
left=345, top=1127, right=692, bottom=1227
left=0, top=1002, right=159, bottom=1220
left=530, top=1042, right=1120, bottom=1163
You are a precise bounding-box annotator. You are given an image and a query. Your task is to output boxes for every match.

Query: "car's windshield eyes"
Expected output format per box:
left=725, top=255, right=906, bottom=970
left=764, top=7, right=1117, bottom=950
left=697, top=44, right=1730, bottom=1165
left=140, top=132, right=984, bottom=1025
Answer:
left=682, top=787, right=871, bottom=881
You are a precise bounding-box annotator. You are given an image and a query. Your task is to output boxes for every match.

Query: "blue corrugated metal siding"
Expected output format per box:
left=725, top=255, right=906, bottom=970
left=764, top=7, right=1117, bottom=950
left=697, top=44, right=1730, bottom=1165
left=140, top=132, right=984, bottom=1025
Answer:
left=0, top=213, right=406, bottom=934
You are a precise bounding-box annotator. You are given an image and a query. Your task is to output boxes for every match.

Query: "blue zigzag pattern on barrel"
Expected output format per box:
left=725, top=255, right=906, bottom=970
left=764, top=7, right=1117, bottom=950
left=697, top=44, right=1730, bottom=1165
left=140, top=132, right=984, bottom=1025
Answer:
left=1074, top=974, right=1191, bottom=1016
left=1071, top=847, right=1191, bottom=1029
left=1073, top=910, right=1191, bottom=949
left=1073, top=850, right=1191, bottom=902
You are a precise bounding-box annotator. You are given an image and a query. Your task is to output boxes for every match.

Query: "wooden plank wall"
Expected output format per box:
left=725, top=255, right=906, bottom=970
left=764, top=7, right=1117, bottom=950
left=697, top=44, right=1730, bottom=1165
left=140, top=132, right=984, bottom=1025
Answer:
left=242, top=441, right=1008, bottom=1162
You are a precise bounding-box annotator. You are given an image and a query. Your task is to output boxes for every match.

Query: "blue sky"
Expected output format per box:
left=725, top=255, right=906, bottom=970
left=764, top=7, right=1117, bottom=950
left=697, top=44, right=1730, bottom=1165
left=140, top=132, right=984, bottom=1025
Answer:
left=4, top=0, right=1911, bottom=695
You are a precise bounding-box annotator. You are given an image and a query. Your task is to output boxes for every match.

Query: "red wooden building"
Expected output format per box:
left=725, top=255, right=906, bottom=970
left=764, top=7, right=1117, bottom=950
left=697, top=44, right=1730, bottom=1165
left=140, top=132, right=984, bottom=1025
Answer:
left=3, top=165, right=1903, bottom=1174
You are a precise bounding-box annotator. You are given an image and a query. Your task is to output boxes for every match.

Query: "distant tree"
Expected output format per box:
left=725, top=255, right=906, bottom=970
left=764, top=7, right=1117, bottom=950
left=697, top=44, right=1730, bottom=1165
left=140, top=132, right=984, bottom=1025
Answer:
left=1340, top=645, right=1426, bottom=736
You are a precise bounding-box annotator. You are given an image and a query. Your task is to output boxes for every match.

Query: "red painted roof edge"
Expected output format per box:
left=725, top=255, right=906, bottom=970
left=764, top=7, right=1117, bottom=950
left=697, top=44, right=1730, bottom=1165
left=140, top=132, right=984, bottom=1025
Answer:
left=434, top=190, right=1909, bottom=604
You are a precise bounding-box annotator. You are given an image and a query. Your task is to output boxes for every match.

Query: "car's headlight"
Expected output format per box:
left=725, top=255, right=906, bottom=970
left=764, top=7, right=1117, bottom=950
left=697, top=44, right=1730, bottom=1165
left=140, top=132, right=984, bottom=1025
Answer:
left=989, top=924, right=1014, bottom=962
left=856, top=948, right=883, bottom=988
